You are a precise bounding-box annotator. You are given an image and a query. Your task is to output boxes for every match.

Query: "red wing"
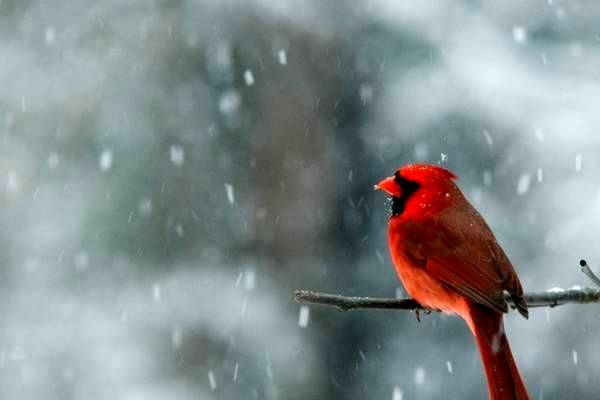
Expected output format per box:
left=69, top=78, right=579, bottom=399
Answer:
left=400, top=206, right=524, bottom=314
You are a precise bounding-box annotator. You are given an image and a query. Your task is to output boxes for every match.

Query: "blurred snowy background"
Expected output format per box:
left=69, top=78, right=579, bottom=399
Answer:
left=1, top=0, right=599, bottom=399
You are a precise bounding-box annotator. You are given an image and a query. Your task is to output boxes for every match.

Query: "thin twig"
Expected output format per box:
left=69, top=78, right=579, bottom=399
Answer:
left=580, top=259, right=600, bottom=287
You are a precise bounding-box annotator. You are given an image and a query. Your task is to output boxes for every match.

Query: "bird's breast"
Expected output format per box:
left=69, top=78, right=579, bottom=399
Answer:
left=388, top=229, right=470, bottom=317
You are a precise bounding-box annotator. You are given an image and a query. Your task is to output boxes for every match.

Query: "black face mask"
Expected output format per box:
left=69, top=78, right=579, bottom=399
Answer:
left=390, top=174, right=420, bottom=217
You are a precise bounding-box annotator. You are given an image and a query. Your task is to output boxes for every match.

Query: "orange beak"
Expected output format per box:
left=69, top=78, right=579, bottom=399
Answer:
left=374, top=176, right=402, bottom=197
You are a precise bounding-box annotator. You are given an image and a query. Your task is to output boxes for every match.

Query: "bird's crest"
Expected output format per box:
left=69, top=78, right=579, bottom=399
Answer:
left=398, top=164, right=457, bottom=181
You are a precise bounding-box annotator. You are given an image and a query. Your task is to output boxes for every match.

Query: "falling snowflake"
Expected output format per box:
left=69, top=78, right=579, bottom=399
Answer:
left=208, top=370, right=217, bottom=390
left=100, top=149, right=113, bottom=172
left=535, top=128, right=545, bottom=142
left=483, top=130, right=493, bottom=146
left=175, top=224, right=184, bottom=237
left=169, top=145, right=185, bottom=166
left=516, top=174, right=531, bottom=195
left=243, top=69, right=255, bottom=86
left=219, top=90, right=241, bottom=116
left=575, top=154, right=582, bottom=172
left=244, top=269, right=255, bottom=291
left=233, top=363, right=239, bottom=382
left=513, top=26, right=527, bottom=43
left=45, top=27, right=56, bottom=44
left=298, top=305, right=310, bottom=328
left=483, top=170, right=492, bottom=186
left=47, top=152, right=60, bottom=169
left=172, top=326, right=183, bottom=349
left=153, top=283, right=161, bottom=302
left=359, top=84, right=374, bottom=105
left=138, top=198, right=153, bottom=216
left=74, top=251, right=90, bottom=272
left=225, top=183, right=235, bottom=204
left=6, top=171, right=19, bottom=193
left=414, top=366, right=426, bottom=385
left=265, top=352, right=274, bottom=380
left=392, top=386, right=403, bottom=400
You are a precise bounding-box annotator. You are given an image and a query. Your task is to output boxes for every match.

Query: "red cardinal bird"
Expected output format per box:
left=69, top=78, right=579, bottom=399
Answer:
left=376, top=164, right=529, bottom=400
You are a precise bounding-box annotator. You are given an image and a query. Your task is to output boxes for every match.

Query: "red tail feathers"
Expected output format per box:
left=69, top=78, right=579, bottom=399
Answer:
left=466, top=304, right=530, bottom=400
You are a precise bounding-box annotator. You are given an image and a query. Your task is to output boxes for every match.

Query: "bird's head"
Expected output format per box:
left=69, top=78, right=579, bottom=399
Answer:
left=375, top=164, right=458, bottom=217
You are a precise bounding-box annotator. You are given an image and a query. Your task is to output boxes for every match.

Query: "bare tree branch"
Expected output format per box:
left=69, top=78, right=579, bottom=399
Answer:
left=295, top=260, right=600, bottom=312
left=294, top=288, right=600, bottom=312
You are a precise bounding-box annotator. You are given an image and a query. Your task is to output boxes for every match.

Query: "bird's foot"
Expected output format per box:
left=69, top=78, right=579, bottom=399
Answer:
left=414, top=309, right=434, bottom=323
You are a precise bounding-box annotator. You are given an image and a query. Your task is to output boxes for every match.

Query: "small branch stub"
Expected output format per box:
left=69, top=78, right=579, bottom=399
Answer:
left=580, top=259, right=600, bottom=287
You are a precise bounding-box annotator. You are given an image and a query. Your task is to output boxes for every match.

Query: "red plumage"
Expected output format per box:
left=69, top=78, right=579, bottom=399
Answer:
left=376, top=163, right=529, bottom=400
